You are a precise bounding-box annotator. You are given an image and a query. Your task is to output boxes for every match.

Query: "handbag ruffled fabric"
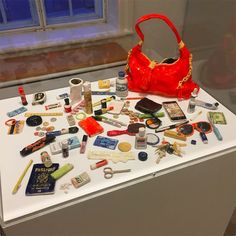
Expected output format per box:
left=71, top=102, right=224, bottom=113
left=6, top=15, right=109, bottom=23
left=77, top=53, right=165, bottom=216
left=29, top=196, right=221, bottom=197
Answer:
left=126, top=13, right=199, bottom=99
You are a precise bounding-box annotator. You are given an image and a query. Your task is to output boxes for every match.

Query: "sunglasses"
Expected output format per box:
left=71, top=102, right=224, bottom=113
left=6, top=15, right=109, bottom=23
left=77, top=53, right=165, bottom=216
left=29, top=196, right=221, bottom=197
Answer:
left=176, top=121, right=212, bottom=137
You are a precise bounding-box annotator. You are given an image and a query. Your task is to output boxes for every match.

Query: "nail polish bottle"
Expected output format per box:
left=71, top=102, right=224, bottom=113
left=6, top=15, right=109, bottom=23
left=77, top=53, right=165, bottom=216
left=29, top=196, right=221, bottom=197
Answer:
left=18, top=86, right=28, bottom=106
left=64, top=98, right=72, bottom=113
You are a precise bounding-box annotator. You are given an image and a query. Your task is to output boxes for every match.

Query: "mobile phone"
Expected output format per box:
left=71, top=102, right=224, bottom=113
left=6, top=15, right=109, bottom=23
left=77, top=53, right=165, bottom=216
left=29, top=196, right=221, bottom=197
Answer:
left=162, top=101, right=186, bottom=121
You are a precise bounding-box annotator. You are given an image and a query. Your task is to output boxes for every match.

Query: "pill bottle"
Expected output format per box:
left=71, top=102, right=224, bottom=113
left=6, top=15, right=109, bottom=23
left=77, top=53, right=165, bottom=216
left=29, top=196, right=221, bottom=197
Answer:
left=116, top=71, right=128, bottom=97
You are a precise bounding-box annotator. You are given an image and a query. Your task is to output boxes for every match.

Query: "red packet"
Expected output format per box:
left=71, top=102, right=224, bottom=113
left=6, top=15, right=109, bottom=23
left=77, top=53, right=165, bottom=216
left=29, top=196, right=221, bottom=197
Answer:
left=79, top=116, right=104, bottom=137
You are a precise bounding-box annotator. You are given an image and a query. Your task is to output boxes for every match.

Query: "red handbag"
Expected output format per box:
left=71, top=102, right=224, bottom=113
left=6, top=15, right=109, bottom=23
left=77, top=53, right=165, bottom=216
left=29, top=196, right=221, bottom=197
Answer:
left=126, top=13, right=199, bottom=99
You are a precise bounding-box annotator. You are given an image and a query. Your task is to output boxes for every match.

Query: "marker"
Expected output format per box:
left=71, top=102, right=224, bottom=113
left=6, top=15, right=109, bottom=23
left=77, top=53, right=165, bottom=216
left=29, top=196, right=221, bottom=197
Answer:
left=80, top=135, right=88, bottom=154
left=12, top=159, right=33, bottom=194
left=155, top=120, right=189, bottom=133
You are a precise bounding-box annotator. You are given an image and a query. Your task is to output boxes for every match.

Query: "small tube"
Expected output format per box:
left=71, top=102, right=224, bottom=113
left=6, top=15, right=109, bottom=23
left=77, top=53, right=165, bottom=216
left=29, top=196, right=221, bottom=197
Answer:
left=62, top=140, right=69, bottom=157
left=80, top=135, right=88, bottom=154
left=90, top=159, right=108, bottom=170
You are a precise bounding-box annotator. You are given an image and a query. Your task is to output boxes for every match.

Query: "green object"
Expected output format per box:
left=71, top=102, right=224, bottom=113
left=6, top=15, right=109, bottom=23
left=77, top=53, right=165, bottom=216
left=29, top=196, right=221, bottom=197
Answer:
left=138, top=112, right=165, bottom=119
left=50, top=163, right=74, bottom=180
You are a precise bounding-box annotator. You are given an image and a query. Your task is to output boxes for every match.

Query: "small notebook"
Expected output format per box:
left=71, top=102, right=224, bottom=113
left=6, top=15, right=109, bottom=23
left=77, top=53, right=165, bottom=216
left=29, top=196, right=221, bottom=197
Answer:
left=79, top=116, right=104, bottom=137
left=25, top=163, right=59, bottom=196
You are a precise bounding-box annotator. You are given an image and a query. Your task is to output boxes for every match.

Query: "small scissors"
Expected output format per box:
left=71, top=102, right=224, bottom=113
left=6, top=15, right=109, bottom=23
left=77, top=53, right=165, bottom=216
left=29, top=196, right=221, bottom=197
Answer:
left=103, top=167, right=131, bottom=179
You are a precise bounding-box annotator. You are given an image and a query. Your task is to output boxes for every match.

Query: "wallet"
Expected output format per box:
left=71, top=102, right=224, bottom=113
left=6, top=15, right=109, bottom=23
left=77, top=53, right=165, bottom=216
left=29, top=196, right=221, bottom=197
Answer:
left=135, top=98, right=162, bottom=114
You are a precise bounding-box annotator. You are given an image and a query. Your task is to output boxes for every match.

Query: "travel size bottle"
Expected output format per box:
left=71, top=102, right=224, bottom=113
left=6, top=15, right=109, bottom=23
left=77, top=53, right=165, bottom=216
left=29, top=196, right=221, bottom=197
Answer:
left=135, top=127, right=147, bottom=149
left=116, top=71, right=128, bottom=97
left=187, top=88, right=198, bottom=113
left=83, top=81, right=93, bottom=114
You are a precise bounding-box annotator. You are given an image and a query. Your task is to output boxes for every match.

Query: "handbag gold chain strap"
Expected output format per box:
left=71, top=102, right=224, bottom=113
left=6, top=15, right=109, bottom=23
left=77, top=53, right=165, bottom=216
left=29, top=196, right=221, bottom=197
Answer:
left=177, top=53, right=192, bottom=89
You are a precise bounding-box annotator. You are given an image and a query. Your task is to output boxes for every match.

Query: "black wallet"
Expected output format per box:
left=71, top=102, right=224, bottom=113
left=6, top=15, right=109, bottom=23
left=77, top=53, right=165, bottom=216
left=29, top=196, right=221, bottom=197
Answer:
left=135, top=98, right=162, bottom=114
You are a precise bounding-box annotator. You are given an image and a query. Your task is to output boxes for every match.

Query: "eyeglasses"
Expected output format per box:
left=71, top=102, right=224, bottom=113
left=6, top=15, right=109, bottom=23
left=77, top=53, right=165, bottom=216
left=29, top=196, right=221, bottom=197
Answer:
left=176, top=121, right=212, bottom=137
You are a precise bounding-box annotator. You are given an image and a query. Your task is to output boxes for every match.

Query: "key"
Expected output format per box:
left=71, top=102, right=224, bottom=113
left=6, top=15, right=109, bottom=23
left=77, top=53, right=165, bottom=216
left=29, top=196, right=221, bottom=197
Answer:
left=103, top=167, right=131, bottom=179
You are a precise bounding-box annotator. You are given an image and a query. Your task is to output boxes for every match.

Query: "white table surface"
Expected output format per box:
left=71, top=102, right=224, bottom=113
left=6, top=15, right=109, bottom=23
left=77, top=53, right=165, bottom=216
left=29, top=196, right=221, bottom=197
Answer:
left=1, top=79, right=236, bottom=225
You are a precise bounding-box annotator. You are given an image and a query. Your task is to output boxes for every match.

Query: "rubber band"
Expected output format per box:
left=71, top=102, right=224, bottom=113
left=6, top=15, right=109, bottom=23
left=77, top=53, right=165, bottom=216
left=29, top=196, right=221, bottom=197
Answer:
left=75, top=112, right=86, bottom=120
left=5, top=119, right=16, bottom=126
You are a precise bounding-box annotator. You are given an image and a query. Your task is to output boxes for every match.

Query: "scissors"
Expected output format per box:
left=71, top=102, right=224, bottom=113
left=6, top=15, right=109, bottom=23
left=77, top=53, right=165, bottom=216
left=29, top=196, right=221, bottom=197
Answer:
left=103, top=167, right=131, bottom=179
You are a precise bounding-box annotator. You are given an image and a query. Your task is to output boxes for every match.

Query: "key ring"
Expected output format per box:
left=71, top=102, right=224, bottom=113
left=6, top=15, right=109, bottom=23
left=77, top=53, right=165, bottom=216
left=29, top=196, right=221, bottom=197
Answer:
left=5, top=118, right=16, bottom=126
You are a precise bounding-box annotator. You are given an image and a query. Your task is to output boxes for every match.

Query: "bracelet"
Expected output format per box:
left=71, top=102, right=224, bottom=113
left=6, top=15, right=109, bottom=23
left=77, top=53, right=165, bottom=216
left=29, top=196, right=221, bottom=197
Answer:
left=5, top=118, right=16, bottom=126
left=75, top=112, right=87, bottom=120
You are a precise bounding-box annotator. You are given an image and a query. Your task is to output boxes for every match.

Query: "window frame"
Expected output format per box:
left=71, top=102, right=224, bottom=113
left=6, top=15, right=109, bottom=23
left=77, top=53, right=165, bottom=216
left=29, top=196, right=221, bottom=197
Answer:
left=0, top=0, right=40, bottom=31
left=0, top=0, right=105, bottom=33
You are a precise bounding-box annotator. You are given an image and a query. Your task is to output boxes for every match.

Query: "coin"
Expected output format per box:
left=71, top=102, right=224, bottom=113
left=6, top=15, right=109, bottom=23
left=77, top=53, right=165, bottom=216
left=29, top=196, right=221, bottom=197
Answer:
left=35, top=126, right=42, bottom=131
left=43, top=121, right=49, bottom=127
left=50, top=117, right=57, bottom=122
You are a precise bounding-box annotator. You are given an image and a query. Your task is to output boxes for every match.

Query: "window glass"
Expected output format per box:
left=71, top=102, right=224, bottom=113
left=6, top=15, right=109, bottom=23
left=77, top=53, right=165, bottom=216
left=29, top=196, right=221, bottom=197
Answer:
left=72, top=0, right=95, bottom=15
left=44, top=0, right=70, bottom=18
left=3, top=0, right=32, bottom=22
left=0, top=11, right=3, bottom=23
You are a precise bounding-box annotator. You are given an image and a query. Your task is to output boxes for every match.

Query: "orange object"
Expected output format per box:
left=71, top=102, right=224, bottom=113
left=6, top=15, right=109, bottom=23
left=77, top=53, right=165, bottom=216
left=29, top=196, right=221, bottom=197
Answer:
left=79, top=117, right=104, bottom=137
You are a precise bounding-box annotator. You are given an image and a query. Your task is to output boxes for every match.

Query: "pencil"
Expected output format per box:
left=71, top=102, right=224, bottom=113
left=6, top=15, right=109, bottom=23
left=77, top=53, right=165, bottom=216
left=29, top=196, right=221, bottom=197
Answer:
left=12, top=159, right=33, bottom=194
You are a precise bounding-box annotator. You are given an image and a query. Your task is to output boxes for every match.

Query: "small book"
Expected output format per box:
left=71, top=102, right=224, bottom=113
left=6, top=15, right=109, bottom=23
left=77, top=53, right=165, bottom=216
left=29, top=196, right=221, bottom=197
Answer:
left=25, top=163, right=59, bottom=196
left=79, top=116, right=104, bottom=137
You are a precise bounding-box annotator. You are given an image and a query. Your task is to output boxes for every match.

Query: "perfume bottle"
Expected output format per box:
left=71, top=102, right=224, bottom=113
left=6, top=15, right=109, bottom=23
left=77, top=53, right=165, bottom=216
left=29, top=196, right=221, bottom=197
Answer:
left=135, top=127, right=147, bottom=149
left=187, top=88, right=198, bottom=113
left=83, top=81, right=93, bottom=114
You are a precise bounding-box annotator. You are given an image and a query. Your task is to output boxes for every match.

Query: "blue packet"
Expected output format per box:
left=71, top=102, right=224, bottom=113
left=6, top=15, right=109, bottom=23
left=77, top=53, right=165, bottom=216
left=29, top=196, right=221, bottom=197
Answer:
left=93, top=136, right=118, bottom=150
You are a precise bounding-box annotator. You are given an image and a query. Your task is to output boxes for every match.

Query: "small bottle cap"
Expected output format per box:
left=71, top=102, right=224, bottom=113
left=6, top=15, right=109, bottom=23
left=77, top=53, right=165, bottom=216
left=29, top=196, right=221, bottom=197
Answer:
left=61, top=140, right=68, bottom=149
left=118, top=71, right=125, bottom=78
left=139, top=127, right=146, bottom=136
left=94, top=109, right=102, bottom=116
left=191, top=88, right=198, bottom=97
left=82, top=135, right=88, bottom=142
left=64, top=98, right=70, bottom=105
left=138, top=152, right=148, bottom=161
left=83, top=81, right=91, bottom=92
left=18, top=86, right=24, bottom=93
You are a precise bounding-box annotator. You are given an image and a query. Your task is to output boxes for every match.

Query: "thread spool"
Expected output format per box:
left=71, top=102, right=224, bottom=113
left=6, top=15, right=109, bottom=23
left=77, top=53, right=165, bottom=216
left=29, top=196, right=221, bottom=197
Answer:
left=69, top=78, right=83, bottom=104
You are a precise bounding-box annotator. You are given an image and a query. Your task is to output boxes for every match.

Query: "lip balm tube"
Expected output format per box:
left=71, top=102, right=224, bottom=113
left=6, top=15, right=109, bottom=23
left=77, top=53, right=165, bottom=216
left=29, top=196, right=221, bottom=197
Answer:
left=80, top=135, right=88, bottom=154
left=90, top=159, right=108, bottom=170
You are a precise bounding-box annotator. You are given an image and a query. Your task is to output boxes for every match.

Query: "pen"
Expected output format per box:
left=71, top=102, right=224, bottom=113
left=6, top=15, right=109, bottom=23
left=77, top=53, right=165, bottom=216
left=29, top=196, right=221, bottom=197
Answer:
left=12, top=159, right=33, bottom=194
left=120, top=97, right=145, bottom=100
left=93, top=115, right=122, bottom=128
left=155, top=120, right=189, bottom=133
left=93, top=96, right=116, bottom=107
left=207, top=113, right=223, bottom=141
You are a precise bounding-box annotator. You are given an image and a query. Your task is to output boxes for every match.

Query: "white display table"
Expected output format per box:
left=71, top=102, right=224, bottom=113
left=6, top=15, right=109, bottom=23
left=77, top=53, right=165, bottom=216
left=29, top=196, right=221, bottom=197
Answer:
left=0, top=80, right=236, bottom=235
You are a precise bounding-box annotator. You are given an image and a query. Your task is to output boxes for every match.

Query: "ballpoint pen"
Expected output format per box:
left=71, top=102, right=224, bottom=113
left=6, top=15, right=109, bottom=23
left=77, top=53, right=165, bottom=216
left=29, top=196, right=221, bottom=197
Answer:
left=207, top=113, right=223, bottom=141
left=155, top=120, right=189, bottom=133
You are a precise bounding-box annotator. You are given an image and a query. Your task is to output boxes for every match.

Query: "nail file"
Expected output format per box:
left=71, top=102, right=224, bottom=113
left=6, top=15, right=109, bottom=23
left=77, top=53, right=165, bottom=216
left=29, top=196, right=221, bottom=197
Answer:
left=24, top=112, right=63, bottom=117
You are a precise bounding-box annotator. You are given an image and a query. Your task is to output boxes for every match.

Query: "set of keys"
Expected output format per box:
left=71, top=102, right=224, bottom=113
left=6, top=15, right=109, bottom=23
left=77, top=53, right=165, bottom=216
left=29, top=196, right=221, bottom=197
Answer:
left=155, top=141, right=186, bottom=163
